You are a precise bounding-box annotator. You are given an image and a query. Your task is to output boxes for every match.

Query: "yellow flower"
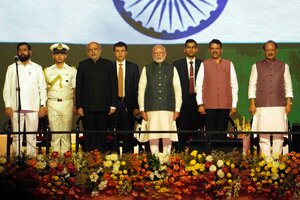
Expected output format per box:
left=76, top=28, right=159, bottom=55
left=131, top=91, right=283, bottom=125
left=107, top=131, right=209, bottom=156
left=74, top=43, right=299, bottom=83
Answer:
left=195, top=163, right=201, bottom=170
left=267, top=162, right=273, bottom=168
left=252, top=177, right=257, bottom=182
left=104, top=160, right=112, bottom=168
left=226, top=161, right=231, bottom=166
left=190, top=159, right=196, bottom=166
left=227, top=173, right=232, bottom=178
left=110, top=153, right=118, bottom=161
left=123, top=170, right=128, bottom=175
left=259, top=161, right=265, bottom=167
left=199, top=164, right=205, bottom=172
left=198, top=154, right=202, bottom=159
left=250, top=172, right=255, bottom=177
left=271, top=167, right=278, bottom=174
left=279, top=163, right=286, bottom=170
left=269, top=179, right=273, bottom=184
left=190, top=150, right=198, bottom=157
left=228, top=179, right=232, bottom=184
left=230, top=164, right=235, bottom=169
left=121, top=161, right=126, bottom=166
left=192, top=170, right=199, bottom=176
left=256, top=167, right=261, bottom=172
left=52, top=175, right=59, bottom=181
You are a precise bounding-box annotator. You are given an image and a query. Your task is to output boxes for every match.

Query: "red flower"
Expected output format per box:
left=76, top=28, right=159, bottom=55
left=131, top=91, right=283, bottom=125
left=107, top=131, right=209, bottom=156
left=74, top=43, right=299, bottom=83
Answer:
left=64, top=150, right=72, bottom=158
left=66, top=162, right=76, bottom=173
left=51, top=151, right=59, bottom=159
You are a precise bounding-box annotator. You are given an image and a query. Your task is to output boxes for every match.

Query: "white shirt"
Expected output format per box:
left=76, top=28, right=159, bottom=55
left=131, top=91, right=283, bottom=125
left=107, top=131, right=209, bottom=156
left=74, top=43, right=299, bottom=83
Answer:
left=138, top=66, right=182, bottom=112
left=248, top=63, right=293, bottom=99
left=195, top=60, right=239, bottom=108
left=3, top=59, right=47, bottom=112
left=44, top=63, right=77, bottom=99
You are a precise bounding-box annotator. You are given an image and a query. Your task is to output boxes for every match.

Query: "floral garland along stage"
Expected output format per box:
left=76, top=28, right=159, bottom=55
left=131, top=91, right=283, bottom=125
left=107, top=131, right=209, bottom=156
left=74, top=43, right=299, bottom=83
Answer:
left=0, top=149, right=300, bottom=200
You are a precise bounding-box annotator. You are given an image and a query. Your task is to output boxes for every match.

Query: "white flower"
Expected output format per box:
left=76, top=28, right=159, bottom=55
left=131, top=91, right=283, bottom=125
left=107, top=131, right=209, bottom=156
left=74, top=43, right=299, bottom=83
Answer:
left=156, top=152, right=169, bottom=164
left=97, top=167, right=103, bottom=174
left=149, top=173, right=154, bottom=180
left=105, top=154, right=111, bottom=161
left=272, top=153, right=279, bottom=160
left=110, top=154, right=118, bottom=162
left=217, top=160, right=224, bottom=168
left=272, top=161, right=279, bottom=169
left=265, top=156, right=274, bottom=163
left=217, top=169, right=225, bottom=178
left=98, top=180, right=108, bottom=191
left=209, top=164, right=217, bottom=172
left=112, top=166, right=119, bottom=174
left=90, top=172, right=99, bottom=182
left=91, top=190, right=99, bottom=196
left=36, top=154, right=44, bottom=161
left=113, top=161, right=120, bottom=168
left=206, top=155, right=213, bottom=162
left=271, top=173, right=279, bottom=180
left=159, top=165, right=167, bottom=171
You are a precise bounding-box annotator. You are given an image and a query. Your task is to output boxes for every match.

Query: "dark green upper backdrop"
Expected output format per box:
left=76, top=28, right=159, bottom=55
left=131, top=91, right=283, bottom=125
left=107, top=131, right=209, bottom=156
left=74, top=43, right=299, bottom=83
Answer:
left=0, top=43, right=299, bottom=129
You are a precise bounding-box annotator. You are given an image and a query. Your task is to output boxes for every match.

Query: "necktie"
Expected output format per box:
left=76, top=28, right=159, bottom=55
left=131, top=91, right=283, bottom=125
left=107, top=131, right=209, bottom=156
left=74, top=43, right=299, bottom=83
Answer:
left=189, top=61, right=194, bottom=94
left=118, top=63, right=123, bottom=97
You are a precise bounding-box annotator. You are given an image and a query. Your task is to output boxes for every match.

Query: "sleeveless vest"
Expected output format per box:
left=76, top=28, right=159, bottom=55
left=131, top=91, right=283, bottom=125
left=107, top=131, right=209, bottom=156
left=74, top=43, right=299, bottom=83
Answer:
left=255, top=59, right=286, bottom=107
left=144, top=62, right=175, bottom=111
left=202, top=58, right=232, bottom=109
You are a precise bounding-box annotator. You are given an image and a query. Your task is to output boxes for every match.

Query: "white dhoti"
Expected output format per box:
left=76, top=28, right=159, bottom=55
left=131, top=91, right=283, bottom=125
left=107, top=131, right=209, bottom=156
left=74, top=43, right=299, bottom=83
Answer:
left=12, top=111, right=39, bottom=157
left=251, top=107, right=288, bottom=157
left=134, top=111, right=178, bottom=155
left=135, top=111, right=178, bottom=142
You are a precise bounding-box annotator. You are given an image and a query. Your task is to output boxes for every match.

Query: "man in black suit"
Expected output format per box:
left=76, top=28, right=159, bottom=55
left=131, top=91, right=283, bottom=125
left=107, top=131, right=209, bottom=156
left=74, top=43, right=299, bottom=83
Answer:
left=76, top=42, right=117, bottom=153
left=173, top=39, right=204, bottom=152
left=112, top=41, right=140, bottom=154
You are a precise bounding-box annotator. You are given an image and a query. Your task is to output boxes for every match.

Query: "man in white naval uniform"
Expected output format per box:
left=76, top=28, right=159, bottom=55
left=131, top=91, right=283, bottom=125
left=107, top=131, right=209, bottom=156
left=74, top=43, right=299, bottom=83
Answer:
left=44, top=43, right=77, bottom=155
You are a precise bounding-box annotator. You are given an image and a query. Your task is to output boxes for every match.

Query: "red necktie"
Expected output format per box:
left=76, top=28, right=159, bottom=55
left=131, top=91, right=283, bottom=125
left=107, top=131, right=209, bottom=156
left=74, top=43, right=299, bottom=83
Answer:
left=189, top=61, right=194, bottom=94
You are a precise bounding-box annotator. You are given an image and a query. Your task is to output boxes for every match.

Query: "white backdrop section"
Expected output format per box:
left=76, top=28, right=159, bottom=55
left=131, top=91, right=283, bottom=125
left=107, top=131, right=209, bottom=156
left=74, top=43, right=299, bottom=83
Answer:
left=0, top=0, right=299, bottom=44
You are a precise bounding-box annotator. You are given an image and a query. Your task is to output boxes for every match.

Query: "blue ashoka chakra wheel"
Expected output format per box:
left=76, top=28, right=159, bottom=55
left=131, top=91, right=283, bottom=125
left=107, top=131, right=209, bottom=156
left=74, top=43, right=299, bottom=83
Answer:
left=113, top=0, right=228, bottom=40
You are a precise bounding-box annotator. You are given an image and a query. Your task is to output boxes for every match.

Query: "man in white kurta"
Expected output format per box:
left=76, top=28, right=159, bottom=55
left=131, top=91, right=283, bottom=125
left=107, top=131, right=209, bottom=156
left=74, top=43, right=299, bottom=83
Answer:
left=3, top=42, right=47, bottom=157
left=248, top=40, right=293, bottom=157
left=44, top=43, right=77, bottom=155
left=138, top=45, right=182, bottom=155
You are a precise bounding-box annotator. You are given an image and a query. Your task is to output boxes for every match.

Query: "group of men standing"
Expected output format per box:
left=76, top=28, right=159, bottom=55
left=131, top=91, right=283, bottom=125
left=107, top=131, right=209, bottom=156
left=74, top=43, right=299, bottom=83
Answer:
left=3, top=39, right=293, bottom=158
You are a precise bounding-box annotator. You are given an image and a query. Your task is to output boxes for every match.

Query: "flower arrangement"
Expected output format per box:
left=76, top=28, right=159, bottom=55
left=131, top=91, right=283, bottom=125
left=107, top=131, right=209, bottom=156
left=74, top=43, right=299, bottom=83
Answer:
left=0, top=150, right=300, bottom=200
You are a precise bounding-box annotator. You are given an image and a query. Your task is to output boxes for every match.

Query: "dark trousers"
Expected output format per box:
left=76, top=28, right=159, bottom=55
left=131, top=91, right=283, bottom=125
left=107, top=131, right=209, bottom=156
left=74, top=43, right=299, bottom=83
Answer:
left=205, top=109, right=230, bottom=139
left=82, top=111, right=110, bottom=153
left=176, top=94, right=205, bottom=151
left=115, top=100, right=136, bottom=153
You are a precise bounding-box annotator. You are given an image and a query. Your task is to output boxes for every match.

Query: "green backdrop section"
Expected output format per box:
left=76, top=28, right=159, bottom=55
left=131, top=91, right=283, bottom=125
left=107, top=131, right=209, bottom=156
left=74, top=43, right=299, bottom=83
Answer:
left=0, top=43, right=299, bottom=130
